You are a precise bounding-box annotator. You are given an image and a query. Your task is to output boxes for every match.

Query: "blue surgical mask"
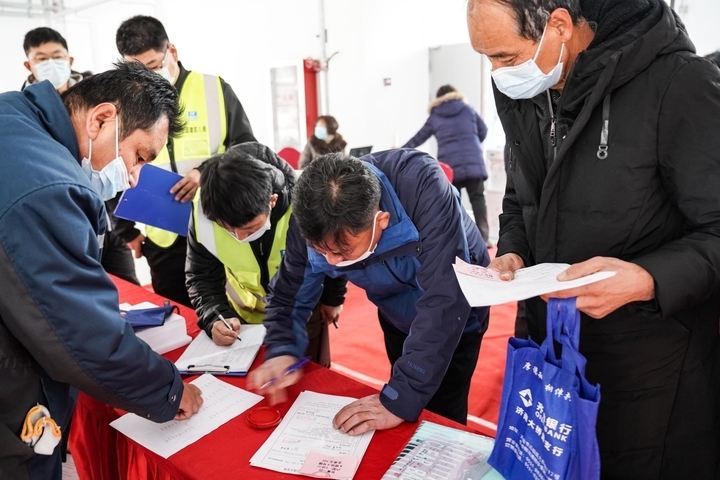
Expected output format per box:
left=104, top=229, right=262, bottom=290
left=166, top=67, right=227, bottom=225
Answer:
left=491, top=25, right=565, bottom=100
left=314, top=125, right=328, bottom=140
left=329, top=211, right=381, bottom=267
left=81, top=118, right=131, bottom=201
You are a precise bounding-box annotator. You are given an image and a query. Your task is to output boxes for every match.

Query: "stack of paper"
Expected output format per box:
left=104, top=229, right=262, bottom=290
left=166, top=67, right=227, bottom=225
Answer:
left=121, top=301, right=191, bottom=354
left=110, top=374, right=263, bottom=458
left=382, top=421, right=504, bottom=480
left=453, top=257, right=615, bottom=306
left=250, top=391, right=375, bottom=479
left=174, top=325, right=266, bottom=375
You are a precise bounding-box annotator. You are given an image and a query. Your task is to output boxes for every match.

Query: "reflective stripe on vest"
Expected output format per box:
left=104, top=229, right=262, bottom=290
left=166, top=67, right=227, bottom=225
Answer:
left=193, top=196, right=291, bottom=324
left=146, top=72, right=228, bottom=248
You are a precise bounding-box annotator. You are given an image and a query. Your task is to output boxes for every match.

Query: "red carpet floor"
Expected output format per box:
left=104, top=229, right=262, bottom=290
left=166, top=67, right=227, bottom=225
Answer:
left=327, top=249, right=516, bottom=439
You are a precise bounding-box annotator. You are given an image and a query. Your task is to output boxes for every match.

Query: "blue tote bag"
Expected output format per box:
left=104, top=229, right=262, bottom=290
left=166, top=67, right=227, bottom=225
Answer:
left=488, top=298, right=601, bottom=480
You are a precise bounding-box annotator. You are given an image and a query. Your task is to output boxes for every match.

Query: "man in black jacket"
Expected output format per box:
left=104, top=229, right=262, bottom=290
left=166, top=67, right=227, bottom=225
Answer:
left=186, top=143, right=345, bottom=366
left=468, top=0, right=720, bottom=478
left=113, top=15, right=256, bottom=306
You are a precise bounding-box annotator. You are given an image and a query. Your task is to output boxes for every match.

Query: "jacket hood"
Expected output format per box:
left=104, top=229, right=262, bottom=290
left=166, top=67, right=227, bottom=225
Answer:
left=429, top=91, right=467, bottom=115
left=562, top=0, right=693, bottom=116
left=21, top=82, right=80, bottom=160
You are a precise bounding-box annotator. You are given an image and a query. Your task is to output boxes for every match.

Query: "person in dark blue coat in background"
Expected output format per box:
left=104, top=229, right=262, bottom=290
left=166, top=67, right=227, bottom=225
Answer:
left=248, top=150, right=490, bottom=435
left=0, top=62, right=203, bottom=479
left=403, top=85, right=491, bottom=245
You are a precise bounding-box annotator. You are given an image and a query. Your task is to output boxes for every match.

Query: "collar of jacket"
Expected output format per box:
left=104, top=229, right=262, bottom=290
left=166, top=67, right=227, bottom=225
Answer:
left=306, top=162, right=421, bottom=272
left=428, top=91, right=466, bottom=113
left=21, top=82, right=80, bottom=161
left=309, top=134, right=346, bottom=155
left=174, top=61, right=191, bottom=92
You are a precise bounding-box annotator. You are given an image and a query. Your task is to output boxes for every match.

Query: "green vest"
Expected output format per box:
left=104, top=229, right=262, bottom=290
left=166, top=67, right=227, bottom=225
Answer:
left=146, top=71, right=227, bottom=248
left=193, top=196, right=292, bottom=324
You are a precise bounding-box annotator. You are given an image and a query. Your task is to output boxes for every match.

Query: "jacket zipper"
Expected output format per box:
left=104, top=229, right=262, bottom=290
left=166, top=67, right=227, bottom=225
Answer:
left=547, top=91, right=558, bottom=162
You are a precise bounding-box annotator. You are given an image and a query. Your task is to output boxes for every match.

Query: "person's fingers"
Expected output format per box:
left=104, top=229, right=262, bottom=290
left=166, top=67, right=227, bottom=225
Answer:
left=169, top=178, right=187, bottom=195
left=337, top=410, right=375, bottom=433
left=175, top=183, right=196, bottom=202
left=347, top=419, right=377, bottom=436
left=268, top=387, right=288, bottom=405
left=228, top=318, right=242, bottom=333
left=557, top=257, right=605, bottom=281
left=133, top=247, right=142, bottom=259
left=333, top=401, right=362, bottom=429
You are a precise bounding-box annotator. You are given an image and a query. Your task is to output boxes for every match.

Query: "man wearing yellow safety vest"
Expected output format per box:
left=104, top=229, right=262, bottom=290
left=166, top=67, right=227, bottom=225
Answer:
left=113, top=15, right=255, bottom=306
left=186, top=143, right=346, bottom=366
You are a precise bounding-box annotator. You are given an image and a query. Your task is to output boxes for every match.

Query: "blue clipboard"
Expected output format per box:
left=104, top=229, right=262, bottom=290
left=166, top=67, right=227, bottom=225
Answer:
left=113, top=164, right=192, bottom=236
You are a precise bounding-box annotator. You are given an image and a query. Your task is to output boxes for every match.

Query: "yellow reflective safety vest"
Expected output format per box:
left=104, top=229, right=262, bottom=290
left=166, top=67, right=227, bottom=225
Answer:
left=192, top=196, right=291, bottom=324
left=146, top=72, right=227, bottom=248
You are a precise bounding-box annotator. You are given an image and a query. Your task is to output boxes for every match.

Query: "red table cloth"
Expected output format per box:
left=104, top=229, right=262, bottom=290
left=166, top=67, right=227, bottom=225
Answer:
left=69, top=276, right=482, bottom=479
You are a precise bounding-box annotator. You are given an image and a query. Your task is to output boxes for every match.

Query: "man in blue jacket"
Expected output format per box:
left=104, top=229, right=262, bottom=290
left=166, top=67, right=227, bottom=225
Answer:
left=249, top=150, right=490, bottom=434
left=0, top=62, right=202, bottom=479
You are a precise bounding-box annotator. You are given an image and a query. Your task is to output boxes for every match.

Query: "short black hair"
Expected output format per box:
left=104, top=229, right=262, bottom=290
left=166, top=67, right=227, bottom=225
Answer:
left=116, top=15, right=169, bottom=56
left=23, top=27, right=68, bottom=56
left=293, top=153, right=381, bottom=252
left=200, top=148, right=275, bottom=228
left=469, top=0, right=582, bottom=41
left=436, top=85, right=457, bottom=97
left=62, top=61, right=184, bottom=140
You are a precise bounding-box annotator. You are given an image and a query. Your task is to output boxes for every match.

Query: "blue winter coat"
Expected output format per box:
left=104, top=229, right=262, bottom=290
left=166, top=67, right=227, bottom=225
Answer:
left=263, top=149, right=490, bottom=422
left=403, top=92, right=488, bottom=183
left=0, top=82, right=183, bottom=478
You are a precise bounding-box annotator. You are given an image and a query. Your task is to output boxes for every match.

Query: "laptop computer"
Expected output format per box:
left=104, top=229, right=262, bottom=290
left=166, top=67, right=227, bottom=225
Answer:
left=349, top=146, right=373, bottom=158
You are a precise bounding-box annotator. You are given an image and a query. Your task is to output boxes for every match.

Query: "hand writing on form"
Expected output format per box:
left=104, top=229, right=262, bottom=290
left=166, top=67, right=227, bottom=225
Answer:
left=211, top=317, right=242, bottom=346
left=333, top=394, right=403, bottom=435
left=170, top=168, right=201, bottom=203
left=540, top=256, right=655, bottom=318
left=247, top=355, right=303, bottom=405
left=175, top=383, right=203, bottom=420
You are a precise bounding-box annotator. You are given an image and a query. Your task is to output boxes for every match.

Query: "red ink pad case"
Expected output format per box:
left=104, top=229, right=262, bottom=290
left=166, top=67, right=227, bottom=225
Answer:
left=246, top=406, right=282, bottom=429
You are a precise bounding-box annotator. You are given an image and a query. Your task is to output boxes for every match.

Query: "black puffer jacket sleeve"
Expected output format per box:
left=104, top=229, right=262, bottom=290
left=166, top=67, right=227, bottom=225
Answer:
left=320, top=276, right=346, bottom=307
left=185, top=215, right=236, bottom=337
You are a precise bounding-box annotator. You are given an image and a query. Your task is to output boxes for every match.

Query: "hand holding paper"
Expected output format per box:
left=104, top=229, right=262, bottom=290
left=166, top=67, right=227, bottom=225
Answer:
left=540, top=256, right=655, bottom=318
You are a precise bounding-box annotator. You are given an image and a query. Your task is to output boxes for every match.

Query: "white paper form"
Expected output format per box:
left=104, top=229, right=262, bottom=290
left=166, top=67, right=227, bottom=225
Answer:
left=453, top=257, right=616, bottom=306
left=250, top=391, right=375, bottom=478
left=120, top=302, right=191, bottom=355
left=382, top=421, right=504, bottom=480
left=174, top=324, right=266, bottom=373
left=110, top=374, right=262, bottom=458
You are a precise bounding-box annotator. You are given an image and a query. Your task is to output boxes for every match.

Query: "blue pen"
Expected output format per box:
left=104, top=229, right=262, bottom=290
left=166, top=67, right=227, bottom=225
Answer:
left=259, top=356, right=311, bottom=389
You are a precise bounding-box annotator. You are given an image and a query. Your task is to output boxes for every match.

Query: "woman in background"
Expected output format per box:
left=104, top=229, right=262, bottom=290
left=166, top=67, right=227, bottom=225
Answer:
left=403, top=85, right=490, bottom=245
left=299, top=115, right=347, bottom=169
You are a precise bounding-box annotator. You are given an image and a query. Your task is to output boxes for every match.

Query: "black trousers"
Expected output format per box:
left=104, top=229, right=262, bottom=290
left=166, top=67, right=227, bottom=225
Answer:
left=101, top=229, right=139, bottom=285
left=453, top=178, right=489, bottom=245
left=142, top=236, right=192, bottom=307
left=378, top=310, right=482, bottom=424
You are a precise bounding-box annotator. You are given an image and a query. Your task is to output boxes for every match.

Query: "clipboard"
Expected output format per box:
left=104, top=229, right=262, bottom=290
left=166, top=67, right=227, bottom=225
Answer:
left=113, top=164, right=192, bottom=236
left=175, top=325, right=266, bottom=376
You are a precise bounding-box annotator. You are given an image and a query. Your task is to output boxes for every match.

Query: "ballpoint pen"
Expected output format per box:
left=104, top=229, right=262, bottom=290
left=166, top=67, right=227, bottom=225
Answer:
left=259, top=356, right=311, bottom=389
left=211, top=306, right=241, bottom=341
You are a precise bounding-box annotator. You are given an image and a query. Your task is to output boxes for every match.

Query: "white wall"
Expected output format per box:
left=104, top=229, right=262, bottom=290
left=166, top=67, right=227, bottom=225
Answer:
left=1, top=0, right=718, bottom=154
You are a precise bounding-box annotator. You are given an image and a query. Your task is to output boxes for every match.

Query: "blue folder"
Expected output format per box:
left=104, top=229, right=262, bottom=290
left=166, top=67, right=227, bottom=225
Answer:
left=113, top=164, right=192, bottom=236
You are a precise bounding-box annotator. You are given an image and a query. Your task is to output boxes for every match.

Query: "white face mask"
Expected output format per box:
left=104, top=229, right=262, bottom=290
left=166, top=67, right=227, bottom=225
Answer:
left=81, top=118, right=131, bottom=201
left=491, top=25, right=565, bottom=100
left=228, top=214, right=272, bottom=243
left=330, top=211, right=381, bottom=267
left=154, top=50, right=175, bottom=84
left=34, top=59, right=71, bottom=89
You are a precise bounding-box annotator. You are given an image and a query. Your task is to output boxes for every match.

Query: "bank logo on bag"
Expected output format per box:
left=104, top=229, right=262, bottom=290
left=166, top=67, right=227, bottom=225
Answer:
left=519, top=389, right=533, bottom=408
left=488, top=298, right=601, bottom=480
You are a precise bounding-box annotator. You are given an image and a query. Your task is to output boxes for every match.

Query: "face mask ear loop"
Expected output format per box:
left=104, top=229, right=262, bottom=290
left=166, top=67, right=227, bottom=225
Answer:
left=115, top=116, right=120, bottom=159
left=533, top=24, right=549, bottom=63
left=88, top=137, right=92, bottom=163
